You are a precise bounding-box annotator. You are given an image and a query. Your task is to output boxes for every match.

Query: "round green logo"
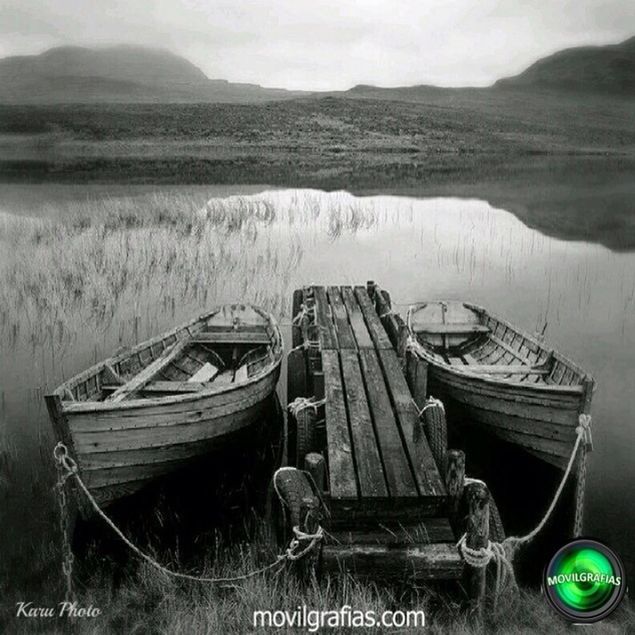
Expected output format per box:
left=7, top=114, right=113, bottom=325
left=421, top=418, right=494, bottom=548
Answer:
left=544, top=539, right=626, bottom=623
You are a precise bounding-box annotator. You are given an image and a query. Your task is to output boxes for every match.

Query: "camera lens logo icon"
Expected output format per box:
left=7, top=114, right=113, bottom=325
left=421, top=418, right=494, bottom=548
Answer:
left=544, top=539, right=626, bottom=623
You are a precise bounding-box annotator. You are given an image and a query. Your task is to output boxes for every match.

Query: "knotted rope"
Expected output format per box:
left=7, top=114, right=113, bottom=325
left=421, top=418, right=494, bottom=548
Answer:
left=457, top=414, right=592, bottom=607
left=412, top=396, right=445, bottom=418
left=292, top=303, right=316, bottom=326
left=53, top=445, right=323, bottom=587
left=288, top=396, right=326, bottom=418
left=289, top=339, right=321, bottom=353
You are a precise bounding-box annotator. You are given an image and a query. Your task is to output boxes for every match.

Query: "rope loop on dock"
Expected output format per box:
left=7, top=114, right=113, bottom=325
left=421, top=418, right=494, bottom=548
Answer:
left=292, top=303, right=316, bottom=326
left=288, top=396, right=326, bottom=418
left=413, top=396, right=445, bottom=418
left=53, top=450, right=324, bottom=588
left=289, top=339, right=321, bottom=353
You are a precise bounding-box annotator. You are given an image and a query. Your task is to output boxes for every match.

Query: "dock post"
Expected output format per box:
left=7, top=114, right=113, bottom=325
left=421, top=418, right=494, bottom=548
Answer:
left=406, top=349, right=428, bottom=405
left=465, top=481, right=490, bottom=620
left=422, top=400, right=448, bottom=474
left=445, top=449, right=465, bottom=522
left=366, top=280, right=376, bottom=300
left=297, top=496, right=321, bottom=583
left=304, top=452, right=326, bottom=492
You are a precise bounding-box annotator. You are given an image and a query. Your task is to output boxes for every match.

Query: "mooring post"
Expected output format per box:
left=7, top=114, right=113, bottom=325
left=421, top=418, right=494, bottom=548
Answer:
left=445, top=449, right=465, bottom=523
left=422, top=400, right=448, bottom=474
left=366, top=280, right=376, bottom=300
left=406, top=349, right=428, bottom=405
left=297, top=495, right=320, bottom=583
left=465, top=481, right=490, bottom=620
left=304, top=452, right=326, bottom=492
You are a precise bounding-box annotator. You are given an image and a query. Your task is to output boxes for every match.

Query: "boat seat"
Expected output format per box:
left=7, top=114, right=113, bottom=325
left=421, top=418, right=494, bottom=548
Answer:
left=414, top=323, right=490, bottom=335
left=461, top=364, right=549, bottom=375
left=191, top=331, right=271, bottom=345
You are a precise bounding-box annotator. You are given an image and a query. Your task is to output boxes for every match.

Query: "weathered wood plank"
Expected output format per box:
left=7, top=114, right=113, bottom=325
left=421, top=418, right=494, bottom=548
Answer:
left=103, top=381, right=205, bottom=395
left=322, top=543, right=463, bottom=580
left=191, top=331, right=270, bottom=345
left=413, top=323, right=490, bottom=335
left=313, top=286, right=338, bottom=350
left=459, top=364, right=549, bottom=375
left=107, top=339, right=191, bottom=402
left=327, top=286, right=357, bottom=349
left=331, top=518, right=455, bottom=546
left=341, top=286, right=374, bottom=349
left=354, top=286, right=392, bottom=350
left=322, top=350, right=357, bottom=499
left=358, top=348, right=418, bottom=498
left=378, top=349, right=446, bottom=497
left=339, top=350, right=387, bottom=498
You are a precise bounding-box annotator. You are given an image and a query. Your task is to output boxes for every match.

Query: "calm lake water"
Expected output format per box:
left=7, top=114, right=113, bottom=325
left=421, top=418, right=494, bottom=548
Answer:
left=1, top=183, right=633, bottom=586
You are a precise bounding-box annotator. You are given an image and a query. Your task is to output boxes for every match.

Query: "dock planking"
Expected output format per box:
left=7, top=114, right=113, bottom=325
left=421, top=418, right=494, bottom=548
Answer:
left=292, top=285, right=446, bottom=513
left=323, top=349, right=357, bottom=500
left=339, top=349, right=387, bottom=498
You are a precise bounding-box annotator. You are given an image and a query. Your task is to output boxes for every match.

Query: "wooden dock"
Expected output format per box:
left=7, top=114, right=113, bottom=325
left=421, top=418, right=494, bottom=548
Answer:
left=286, top=282, right=473, bottom=581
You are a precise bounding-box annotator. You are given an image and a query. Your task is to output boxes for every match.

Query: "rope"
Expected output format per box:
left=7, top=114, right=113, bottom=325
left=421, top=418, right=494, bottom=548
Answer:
left=456, top=415, right=592, bottom=606
left=53, top=445, right=323, bottom=587
left=289, top=339, right=320, bottom=353
left=292, top=303, right=315, bottom=326
left=288, top=396, right=326, bottom=418
left=412, top=396, right=445, bottom=418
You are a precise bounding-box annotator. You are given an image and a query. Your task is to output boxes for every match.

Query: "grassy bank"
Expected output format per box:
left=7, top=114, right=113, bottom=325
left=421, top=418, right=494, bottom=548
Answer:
left=0, top=92, right=634, bottom=188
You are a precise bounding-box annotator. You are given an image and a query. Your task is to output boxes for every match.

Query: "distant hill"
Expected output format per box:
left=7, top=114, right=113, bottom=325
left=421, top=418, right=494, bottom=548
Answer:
left=495, top=36, right=635, bottom=94
left=340, top=36, right=635, bottom=102
left=0, top=45, right=305, bottom=103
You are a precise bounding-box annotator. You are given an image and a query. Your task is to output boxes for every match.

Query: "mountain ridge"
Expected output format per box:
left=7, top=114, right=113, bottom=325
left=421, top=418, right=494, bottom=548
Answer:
left=0, top=37, right=633, bottom=104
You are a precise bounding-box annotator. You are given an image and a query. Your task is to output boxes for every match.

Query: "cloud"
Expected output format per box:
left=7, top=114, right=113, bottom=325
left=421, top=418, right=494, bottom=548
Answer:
left=0, top=0, right=633, bottom=89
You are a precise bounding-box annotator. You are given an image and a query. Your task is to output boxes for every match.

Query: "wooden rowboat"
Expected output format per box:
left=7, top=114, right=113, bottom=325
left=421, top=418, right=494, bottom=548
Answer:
left=407, top=301, right=594, bottom=470
left=45, top=304, right=282, bottom=514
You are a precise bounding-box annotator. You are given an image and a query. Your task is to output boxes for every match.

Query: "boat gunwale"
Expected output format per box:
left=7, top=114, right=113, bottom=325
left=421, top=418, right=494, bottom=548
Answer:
left=48, top=304, right=283, bottom=413
left=408, top=300, right=594, bottom=396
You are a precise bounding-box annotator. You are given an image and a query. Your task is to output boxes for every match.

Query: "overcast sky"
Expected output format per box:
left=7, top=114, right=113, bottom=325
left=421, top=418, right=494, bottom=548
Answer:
left=1, top=0, right=633, bottom=90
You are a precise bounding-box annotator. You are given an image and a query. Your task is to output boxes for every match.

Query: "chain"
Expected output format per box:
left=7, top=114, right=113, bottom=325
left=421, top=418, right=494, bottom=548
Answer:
left=53, top=444, right=324, bottom=585
left=55, top=455, right=75, bottom=600
left=573, top=443, right=588, bottom=536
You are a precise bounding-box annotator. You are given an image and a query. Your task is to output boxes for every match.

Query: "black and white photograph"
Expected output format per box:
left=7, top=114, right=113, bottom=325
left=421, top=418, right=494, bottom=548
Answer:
left=1, top=1, right=634, bottom=632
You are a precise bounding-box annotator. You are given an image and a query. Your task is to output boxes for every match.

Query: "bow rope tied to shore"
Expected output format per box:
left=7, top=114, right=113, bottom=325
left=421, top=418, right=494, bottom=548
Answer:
left=455, top=414, right=592, bottom=606
left=53, top=444, right=324, bottom=593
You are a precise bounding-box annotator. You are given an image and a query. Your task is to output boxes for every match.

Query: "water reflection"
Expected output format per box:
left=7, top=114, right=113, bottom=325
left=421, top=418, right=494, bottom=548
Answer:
left=1, top=186, right=634, bottom=582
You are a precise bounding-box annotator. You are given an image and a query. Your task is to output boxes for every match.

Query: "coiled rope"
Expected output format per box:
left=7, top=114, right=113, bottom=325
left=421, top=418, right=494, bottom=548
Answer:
left=54, top=446, right=323, bottom=587
left=456, top=414, right=592, bottom=605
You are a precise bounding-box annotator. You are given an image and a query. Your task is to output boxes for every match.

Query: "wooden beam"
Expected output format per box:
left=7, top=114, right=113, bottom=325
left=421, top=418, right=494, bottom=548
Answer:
left=323, top=350, right=357, bottom=500
left=341, top=286, right=374, bottom=349
left=322, top=543, right=463, bottom=580
left=377, top=349, right=446, bottom=497
left=358, top=348, right=418, bottom=498
left=327, top=286, right=357, bottom=349
left=102, top=381, right=206, bottom=394
left=106, top=339, right=191, bottom=402
left=414, top=323, right=490, bottom=335
left=313, top=286, right=338, bottom=350
left=354, top=286, right=392, bottom=350
left=191, top=331, right=270, bottom=345
left=340, top=349, right=387, bottom=498
left=458, top=364, right=549, bottom=375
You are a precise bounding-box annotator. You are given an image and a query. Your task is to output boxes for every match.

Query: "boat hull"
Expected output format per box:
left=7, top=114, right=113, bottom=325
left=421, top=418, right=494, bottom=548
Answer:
left=427, top=365, right=584, bottom=468
left=45, top=304, right=283, bottom=514
left=54, top=364, right=280, bottom=508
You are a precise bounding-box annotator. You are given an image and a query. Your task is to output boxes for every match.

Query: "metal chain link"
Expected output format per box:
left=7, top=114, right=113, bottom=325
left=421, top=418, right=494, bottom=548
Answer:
left=573, top=444, right=588, bottom=536
left=55, top=459, right=75, bottom=599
